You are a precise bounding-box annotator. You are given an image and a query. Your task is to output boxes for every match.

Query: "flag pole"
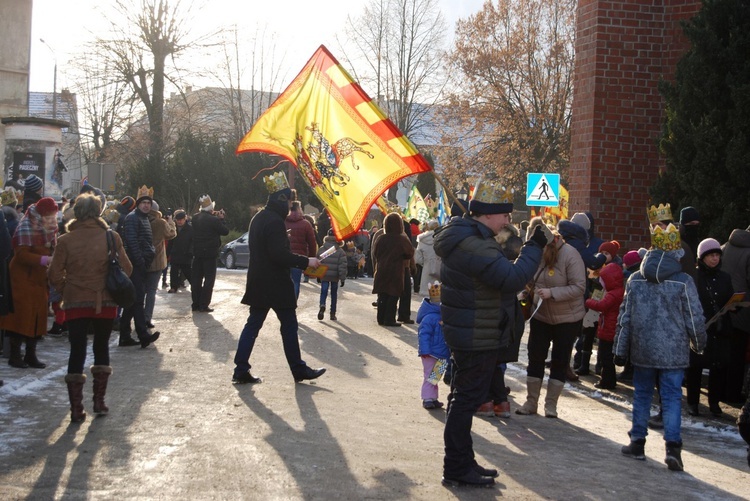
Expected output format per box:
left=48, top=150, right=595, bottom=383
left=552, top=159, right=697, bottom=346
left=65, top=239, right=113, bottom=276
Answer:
left=430, top=171, right=468, bottom=215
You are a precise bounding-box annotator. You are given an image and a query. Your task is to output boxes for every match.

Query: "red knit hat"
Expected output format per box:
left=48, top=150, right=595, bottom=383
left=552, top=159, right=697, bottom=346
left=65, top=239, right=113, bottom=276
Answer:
left=35, top=197, right=58, bottom=216
left=622, top=250, right=642, bottom=268
left=599, top=240, right=621, bottom=257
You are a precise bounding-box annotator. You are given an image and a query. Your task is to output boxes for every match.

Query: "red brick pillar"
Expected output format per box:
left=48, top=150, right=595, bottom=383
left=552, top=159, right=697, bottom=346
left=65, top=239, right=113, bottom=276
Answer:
left=569, top=0, right=700, bottom=249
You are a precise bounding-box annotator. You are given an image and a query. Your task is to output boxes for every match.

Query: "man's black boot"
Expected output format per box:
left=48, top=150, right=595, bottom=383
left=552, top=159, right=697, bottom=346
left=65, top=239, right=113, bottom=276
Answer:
left=442, top=469, right=495, bottom=488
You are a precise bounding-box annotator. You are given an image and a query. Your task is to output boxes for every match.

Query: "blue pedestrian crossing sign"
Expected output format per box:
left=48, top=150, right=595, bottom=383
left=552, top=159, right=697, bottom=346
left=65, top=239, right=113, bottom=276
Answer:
left=526, top=173, right=560, bottom=207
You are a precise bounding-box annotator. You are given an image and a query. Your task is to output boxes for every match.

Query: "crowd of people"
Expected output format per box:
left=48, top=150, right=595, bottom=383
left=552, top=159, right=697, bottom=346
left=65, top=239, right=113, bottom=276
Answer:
left=1, top=173, right=749, bottom=484
left=0, top=178, right=229, bottom=422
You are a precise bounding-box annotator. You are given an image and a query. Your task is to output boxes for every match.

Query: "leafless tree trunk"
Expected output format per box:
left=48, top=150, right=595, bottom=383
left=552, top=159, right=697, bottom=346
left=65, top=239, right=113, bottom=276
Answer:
left=95, top=0, right=195, bottom=180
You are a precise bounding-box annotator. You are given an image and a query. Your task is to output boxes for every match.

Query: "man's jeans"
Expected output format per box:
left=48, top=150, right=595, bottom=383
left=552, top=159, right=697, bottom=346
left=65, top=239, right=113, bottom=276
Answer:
left=233, top=307, right=306, bottom=378
left=120, top=266, right=149, bottom=339
left=144, top=270, right=162, bottom=323
left=631, top=367, right=684, bottom=443
left=290, top=268, right=303, bottom=299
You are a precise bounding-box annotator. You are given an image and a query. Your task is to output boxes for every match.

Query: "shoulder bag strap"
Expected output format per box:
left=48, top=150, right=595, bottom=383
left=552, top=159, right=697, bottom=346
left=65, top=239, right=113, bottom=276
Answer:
left=106, top=229, right=116, bottom=261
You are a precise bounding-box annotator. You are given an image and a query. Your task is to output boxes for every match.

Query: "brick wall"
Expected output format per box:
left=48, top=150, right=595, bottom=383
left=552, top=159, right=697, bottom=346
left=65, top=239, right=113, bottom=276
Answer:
left=569, top=0, right=700, bottom=250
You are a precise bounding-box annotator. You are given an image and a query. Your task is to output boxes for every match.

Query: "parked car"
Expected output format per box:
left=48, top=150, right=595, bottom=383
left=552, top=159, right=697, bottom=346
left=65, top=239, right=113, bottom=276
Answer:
left=220, top=232, right=249, bottom=269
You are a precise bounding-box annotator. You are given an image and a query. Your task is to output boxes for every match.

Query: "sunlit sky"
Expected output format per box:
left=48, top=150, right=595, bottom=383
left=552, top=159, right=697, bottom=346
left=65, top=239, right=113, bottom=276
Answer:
left=30, top=0, right=486, bottom=94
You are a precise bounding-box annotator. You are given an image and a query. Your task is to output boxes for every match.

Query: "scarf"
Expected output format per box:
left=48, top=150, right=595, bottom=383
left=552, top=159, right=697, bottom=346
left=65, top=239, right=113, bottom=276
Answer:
left=13, top=205, right=58, bottom=249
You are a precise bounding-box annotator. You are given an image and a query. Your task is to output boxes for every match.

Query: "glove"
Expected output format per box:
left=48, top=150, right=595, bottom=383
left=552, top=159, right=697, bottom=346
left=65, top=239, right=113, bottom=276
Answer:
left=340, top=280, right=345, bottom=287
left=613, top=355, right=627, bottom=367
left=40, top=255, right=51, bottom=266
left=529, top=224, right=553, bottom=248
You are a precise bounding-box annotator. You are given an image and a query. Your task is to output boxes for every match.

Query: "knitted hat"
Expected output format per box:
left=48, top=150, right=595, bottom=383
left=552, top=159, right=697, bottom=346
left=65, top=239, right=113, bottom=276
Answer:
left=637, top=247, right=648, bottom=259
left=571, top=212, right=590, bottom=231
left=174, top=209, right=187, bottom=220
left=151, top=200, right=160, bottom=212
left=599, top=240, right=621, bottom=257
left=199, top=194, right=215, bottom=212
left=24, top=174, right=43, bottom=193
left=120, top=196, right=136, bottom=212
left=622, top=250, right=642, bottom=268
left=697, top=238, right=722, bottom=259
left=35, top=197, right=58, bottom=216
left=680, top=206, right=700, bottom=225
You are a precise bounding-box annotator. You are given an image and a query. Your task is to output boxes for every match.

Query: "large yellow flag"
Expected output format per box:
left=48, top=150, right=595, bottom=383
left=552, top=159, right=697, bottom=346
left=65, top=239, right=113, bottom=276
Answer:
left=237, top=45, right=432, bottom=239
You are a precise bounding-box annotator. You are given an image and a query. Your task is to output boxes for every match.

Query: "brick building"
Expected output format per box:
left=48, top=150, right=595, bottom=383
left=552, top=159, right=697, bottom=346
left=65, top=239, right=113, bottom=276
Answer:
left=569, top=0, right=702, bottom=248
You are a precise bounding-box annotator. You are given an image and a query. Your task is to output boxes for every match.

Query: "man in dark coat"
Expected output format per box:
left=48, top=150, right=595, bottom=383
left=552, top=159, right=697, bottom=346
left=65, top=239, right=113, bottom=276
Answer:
left=433, top=182, right=550, bottom=487
left=191, top=194, right=229, bottom=312
left=232, top=174, right=326, bottom=384
left=167, top=209, right=193, bottom=293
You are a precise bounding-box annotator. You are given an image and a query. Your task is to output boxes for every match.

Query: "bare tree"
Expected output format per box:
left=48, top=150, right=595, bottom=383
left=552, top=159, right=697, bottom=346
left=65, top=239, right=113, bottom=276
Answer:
left=440, top=0, right=576, bottom=189
left=94, top=0, right=197, bottom=182
left=340, top=0, right=447, bottom=201
left=70, top=48, right=138, bottom=165
left=206, top=25, right=288, bottom=144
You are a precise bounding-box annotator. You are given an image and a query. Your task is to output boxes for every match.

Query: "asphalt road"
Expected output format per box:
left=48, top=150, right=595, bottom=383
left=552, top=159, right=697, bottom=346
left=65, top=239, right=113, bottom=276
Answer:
left=1, top=270, right=748, bottom=500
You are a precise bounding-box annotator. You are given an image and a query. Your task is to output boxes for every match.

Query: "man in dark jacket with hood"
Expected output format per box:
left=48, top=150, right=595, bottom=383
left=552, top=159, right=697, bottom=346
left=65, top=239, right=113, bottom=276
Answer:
left=433, top=181, right=551, bottom=487
left=232, top=172, right=326, bottom=384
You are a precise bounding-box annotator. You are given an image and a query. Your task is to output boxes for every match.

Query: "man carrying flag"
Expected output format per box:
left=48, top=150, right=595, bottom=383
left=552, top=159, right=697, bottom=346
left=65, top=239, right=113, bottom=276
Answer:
left=232, top=171, right=326, bottom=384
left=236, top=45, right=432, bottom=241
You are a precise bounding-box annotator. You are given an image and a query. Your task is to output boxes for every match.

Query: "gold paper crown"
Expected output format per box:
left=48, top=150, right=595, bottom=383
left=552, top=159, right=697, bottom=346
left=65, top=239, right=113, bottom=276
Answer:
left=0, top=188, right=19, bottom=207
left=264, top=171, right=290, bottom=194
left=199, top=194, right=214, bottom=210
left=471, top=180, right=514, bottom=205
left=648, top=203, right=672, bottom=225
left=650, top=223, right=682, bottom=251
left=428, top=281, right=441, bottom=300
left=136, top=185, right=154, bottom=201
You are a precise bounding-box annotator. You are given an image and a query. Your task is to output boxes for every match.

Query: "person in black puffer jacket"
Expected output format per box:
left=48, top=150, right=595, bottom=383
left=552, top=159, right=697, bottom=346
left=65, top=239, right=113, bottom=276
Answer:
left=433, top=182, right=550, bottom=488
left=118, top=186, right=158, bottom=348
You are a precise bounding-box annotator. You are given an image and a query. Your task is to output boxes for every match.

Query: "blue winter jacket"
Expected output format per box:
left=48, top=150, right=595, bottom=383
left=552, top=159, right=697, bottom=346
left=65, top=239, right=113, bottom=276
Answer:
left=615, top=249, right=707, bottom=369
left=558, top=220, right=606, bottom=271
left=122, top=209, right=155, bottom=269
left=433, top=216, right=542, bottom=351
left=416, top=298, right=450, bottom=359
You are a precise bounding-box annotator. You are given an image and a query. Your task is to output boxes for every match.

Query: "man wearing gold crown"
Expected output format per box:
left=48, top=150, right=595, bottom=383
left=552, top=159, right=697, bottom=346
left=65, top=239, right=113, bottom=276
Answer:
left=119, top=186, right=160, bottom=348
left=191, top=193, right=229, bottom=312
left=433, top=180, right=552, bottom=487
left=615, top=207, right=707, bottom=472
left=232, top=171, right=326, bottom=384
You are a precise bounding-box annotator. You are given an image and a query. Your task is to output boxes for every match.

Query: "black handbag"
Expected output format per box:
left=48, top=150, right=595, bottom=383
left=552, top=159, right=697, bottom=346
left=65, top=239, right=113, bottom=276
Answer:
left=105, top=230, right=136, bottom=307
